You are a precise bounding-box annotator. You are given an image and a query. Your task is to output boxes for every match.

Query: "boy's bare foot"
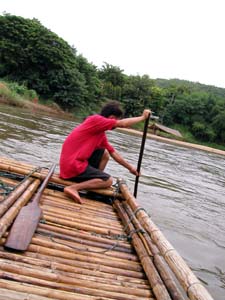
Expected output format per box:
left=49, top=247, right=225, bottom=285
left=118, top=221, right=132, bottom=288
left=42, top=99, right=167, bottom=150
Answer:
left=64, top=186, right=83, bottom=204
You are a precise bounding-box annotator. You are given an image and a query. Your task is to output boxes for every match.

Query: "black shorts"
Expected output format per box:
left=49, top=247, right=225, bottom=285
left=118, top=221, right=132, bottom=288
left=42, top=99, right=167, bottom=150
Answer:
left=69, top=149, right=111, bottom=183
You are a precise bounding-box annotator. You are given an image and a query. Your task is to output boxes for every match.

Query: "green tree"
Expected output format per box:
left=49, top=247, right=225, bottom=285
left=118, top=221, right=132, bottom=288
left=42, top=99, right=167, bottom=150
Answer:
left=122, top=75, right=155, bottom=116
left=192, top=122, right=216, bottom=142
left=98, top=63, right=125, bottom=100
left=98, top=62, right=125, bottom=86
left=0, top=14, right=100, bottom=109
left=212, top=110, right=225, bottom=143
left=76, top=55, right=101, bottom=108
left=149, top=86, right=165, bottom=114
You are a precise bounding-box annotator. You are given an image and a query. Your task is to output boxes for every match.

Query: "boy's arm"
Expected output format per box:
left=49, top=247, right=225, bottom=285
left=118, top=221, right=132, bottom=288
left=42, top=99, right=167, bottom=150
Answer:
left=110, top=150, right=138, bottom=176
left=115, top=109, right=151, bottom=128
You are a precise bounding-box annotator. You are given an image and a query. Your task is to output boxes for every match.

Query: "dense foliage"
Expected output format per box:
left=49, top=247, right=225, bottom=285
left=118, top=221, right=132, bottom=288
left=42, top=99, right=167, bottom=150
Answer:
left=0, top=14, right=101, bottom=109
left=1, top=14, right=225, bottom=146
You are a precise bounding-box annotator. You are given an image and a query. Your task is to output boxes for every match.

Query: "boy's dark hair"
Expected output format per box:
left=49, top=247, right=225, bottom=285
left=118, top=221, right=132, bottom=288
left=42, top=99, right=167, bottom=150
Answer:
left=100, top=101, right=123, bottom=118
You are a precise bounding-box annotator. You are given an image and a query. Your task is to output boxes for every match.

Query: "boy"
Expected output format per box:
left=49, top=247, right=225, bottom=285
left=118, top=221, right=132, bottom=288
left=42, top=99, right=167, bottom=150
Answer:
left=60, top=101, right=151, bottom=204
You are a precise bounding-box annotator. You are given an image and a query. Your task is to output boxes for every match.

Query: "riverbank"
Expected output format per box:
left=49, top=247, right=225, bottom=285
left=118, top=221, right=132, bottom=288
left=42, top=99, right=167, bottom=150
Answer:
left=1, top=98, right=225, bottom=157
left=117, top=127, right=225, bottom=157
left=0, top=96, right=72, bottom=118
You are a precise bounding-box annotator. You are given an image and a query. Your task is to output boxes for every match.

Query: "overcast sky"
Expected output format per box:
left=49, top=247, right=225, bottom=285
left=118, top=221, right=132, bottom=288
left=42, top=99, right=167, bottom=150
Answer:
left=1, top=0, right=225, bottom=88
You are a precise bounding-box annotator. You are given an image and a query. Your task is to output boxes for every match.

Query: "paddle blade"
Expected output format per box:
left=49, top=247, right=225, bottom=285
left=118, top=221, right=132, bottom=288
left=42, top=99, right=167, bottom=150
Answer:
left=4, top=202, right=42, bottom=251
left=4, top=163, right=56, bottom=252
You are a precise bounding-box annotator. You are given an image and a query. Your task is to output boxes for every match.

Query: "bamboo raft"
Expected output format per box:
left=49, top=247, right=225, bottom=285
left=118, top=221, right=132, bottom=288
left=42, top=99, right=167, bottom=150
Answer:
left=0, top=157, right=214, bottom=300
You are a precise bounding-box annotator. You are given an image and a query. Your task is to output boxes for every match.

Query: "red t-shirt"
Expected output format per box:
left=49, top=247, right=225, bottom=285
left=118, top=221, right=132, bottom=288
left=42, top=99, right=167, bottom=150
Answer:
left=59, top=114, right=117, bottom=179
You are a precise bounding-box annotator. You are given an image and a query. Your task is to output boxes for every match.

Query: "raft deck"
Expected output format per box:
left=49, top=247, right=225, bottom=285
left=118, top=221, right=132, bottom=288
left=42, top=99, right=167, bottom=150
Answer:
left=0, top=157, right=213, bottom=300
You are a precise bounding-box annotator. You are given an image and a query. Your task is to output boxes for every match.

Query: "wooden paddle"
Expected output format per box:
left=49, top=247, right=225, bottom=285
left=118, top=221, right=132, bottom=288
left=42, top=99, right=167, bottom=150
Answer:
left=133, top=112, right=150, bottom=198
left=4, top=163, right=56, bottom=251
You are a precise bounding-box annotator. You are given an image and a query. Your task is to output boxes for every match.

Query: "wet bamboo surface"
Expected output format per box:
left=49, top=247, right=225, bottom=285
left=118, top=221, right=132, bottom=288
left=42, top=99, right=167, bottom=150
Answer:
left=118, top=179, right=214, bottom=300
left=0, top=157, right=153, bottom=300
left=0, top=157, right=214, bottom=300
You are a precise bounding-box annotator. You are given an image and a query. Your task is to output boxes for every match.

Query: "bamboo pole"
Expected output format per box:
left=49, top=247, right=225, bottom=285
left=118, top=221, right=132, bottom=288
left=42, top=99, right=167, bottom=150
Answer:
left=42, top=214, right=124, bottom=237
left=118, top=180, right=214, bottom=300
left=0, top=247, right=145, bottom=281
left=0, top=160, right=122, bottom=198
left=41, top=195, right=119, bottom=221
left=0, top=279, right=99, bottom=300
left=41, top=195, right=120, bottom=220
left=25, top=241, right=143, bottom=273
left=36, top=226, right=132, bottom=255
left=42, top=192, right=117, bottom=213
left=0, top=176, right=21, bottom=186
left=0, top=270, right=151, bottom=300
left=113, top=199, right=172, bottom=300
left=0, top=177, right=33, bottom=217
left=0, top=252, right=149, bottom=289
left=0, top=260, right=152, bottom=298
left=30, top=234, right=138, bottom=263
left=0, top=157, right=37, bottom=169
left=42, top=209, right=123, bottom=234
left=41, top=204, right=123, bottom=230
left=0, top=179, right=40, bottom=238
left=35, top=229, right=137, bottom=261
left=0, top=287, right=55, bottom=300
left=37, top=222, right=133, bottom=252
left=21, top=247, right=146, bottom=279
left=123, top=201, right=185, bottom=300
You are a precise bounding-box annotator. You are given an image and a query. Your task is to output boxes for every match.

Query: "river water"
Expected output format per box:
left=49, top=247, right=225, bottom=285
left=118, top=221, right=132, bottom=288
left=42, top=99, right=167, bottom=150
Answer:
left=0, top=104, right=224, bottom=299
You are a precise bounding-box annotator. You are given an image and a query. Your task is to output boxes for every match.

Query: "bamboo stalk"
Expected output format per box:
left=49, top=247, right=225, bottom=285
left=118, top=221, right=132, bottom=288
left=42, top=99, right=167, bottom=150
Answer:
left=41, top=195, right=119, bottom=221
left=37, top=222, right=132, bottom=251
left=0, top=160, right=122, bottom=198
left=0, top=259, right=151, bottom=298
left=0, top=287, right=56, bottom=300
left=0, top=279, right=98, bottom=300
left=41, top=197, right=120, bottom=222
left=22, top=248, right=146, bottom=279
left=0, top=176, right=21, bottom=186
left=0, top=252, right=149, bottom=289
left=42, top=209, right=123, bottom=232
left=42, top=193, right=117, bottom=213
left=113, top=199, right=172, bottom=300
left=123, top=201, right=185, bottom=300
left=25, top=240, right=143, bottom=272
left=118, top=180, right=214, bottom=300
left=0, top=177, right=33, bottom=217
left=0, top=270, right=151, bottom=300
left=36, top=226, right=132, bottom=255
left=0, top=157, right=37, bottom=169
left=30, top=234, right=138, bottom=263
left=0, top=179, right=40, bottom=238
left=42, top=214, right=124, bottom=236
left=41, top=200, right=123, bottom=226
left=35, top=229, right=137, bottom=260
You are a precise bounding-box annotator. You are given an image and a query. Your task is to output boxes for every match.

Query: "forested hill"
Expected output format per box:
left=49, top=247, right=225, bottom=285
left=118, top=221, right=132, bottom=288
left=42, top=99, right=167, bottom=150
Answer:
left=0, top=14, right=225, bottom=147
left=155, top=78, right=225, bottom=98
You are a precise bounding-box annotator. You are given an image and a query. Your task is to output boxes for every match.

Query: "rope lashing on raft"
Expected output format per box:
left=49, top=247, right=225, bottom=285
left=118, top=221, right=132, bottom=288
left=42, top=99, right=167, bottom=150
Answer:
left=133, top=206, right=151, bottom=219
left=34, top=179, right=150, bottom=254
left=0, top=179, right=14, bottom=195
left=0, top=166, right=42, bottom=197
left=112, top=180, right=151, bottom=242
left=39, top=218, right=129, bottom=253
left=115, top=178, right=152, bottom=228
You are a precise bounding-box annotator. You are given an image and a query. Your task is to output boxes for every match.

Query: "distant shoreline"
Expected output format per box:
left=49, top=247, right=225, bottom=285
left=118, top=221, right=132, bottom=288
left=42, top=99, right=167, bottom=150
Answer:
left=1, top=100, right=224, bottom=156
left=117, top=127, right=225, bottom=157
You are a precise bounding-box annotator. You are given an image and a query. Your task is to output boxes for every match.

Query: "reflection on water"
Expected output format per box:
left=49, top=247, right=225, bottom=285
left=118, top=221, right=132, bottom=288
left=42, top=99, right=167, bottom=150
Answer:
left=0, top=104, right=225, bottom=299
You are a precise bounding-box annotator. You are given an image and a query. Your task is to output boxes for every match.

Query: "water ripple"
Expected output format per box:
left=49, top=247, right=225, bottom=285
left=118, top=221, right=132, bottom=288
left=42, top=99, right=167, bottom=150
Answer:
left=0, top=104, right=225, bottom=299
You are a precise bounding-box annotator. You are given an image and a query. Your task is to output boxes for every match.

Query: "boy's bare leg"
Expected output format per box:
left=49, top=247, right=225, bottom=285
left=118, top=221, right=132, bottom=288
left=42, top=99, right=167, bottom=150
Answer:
left=64, top=177, right=113, bottom=204
left=98, top=149, right=110, bottom=171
